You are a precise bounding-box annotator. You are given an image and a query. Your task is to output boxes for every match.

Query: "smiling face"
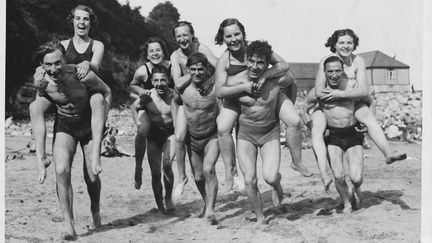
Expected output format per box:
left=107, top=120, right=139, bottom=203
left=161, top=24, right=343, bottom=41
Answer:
left=247, top=54, right=269, bottom=81
left=73, top=9, right=91, bottom=37
left=223, top=24, right=245, bottom=52
left=188, top=62, right=208, bottom=84
left=147, top=42, right=164, bottom=65
left=324, top=61, right=344, bottom=88
left=174, top=25, right=194, bottom=50
left=151, top=73, right=169, bottom=95
left=335, top=35, right=354, bottom=58
left=41, top=50, right=65, bottom=81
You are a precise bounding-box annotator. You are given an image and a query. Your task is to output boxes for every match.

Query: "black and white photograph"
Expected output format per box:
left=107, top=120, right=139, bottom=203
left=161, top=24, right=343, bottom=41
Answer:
left=2, top=0, right=431, bottom=242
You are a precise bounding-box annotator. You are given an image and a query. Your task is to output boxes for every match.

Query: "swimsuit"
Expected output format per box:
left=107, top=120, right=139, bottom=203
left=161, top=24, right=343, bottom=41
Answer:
left=56, top=109, right=92, bottom=143
left=325, top=123, right=364, bottom=151
left=65, top=39, right=93, bottom=65
left=147, top=123, right=175, bottom=148
left=185, top=127, right=218, bottom=153
left=226, top=51, right=247, bottom=76
left=237, top=120, right=280, bottom=147
left=130, top=63, right=175, bottom=90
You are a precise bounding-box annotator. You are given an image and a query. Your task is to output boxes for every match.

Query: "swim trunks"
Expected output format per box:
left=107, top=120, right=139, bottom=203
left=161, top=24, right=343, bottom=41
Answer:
left=325, top=123, right=364, bottom=151
left=56, top=110, right=92, bottom=143
left=147, top=123, right=175, bottom=148
left=237, top=120, right=280, bottom=147
left=186, top=128, right=218, bottom=153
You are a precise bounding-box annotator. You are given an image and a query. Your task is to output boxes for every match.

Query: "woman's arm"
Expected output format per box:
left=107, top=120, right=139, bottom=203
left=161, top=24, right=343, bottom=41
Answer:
left=170, top=52, right=191, bottom=93
left=130, top=66, right=151, bottom=96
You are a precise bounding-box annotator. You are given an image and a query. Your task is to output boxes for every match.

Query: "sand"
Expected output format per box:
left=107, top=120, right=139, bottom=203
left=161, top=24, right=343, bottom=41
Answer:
left=5, top=135, right=421, bottom=242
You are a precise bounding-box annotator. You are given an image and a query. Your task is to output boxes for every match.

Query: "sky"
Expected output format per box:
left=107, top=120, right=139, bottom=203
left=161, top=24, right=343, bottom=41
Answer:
left=118, top=0, right=423, bottom=89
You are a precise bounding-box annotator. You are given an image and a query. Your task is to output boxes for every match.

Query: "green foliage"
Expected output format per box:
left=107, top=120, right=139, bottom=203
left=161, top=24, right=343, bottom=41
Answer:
left=6, top=0, right=180, bottom=117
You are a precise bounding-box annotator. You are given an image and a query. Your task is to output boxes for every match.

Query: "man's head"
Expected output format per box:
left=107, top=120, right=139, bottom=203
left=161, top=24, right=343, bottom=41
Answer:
left=186, top=52, right=210, bottom=85
left=246, top=40, right=272, bottom=80
left=151, top=65, right=170, bottom=95
left=172, top=21, right=196, bottom=50
left=34, top=41, right=66, bottom=81
left=323, top=56, right=344, bottom=88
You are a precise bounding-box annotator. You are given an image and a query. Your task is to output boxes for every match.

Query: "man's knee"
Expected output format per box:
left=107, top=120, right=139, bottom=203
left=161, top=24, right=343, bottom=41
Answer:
left=333, top=172, right=345, bottom=183
left=136, top=125, right=149, bottom=140
left=175, top=132, right=185, bottom=144
left=150, top=169, right=162, bottom=181
left=263, top=172, right=279, bottom=186
left=55, top=164, right=71, bottom=178
left=350, top=172, right=363, bottom=186
left=203, top=163, right=215, bottom=179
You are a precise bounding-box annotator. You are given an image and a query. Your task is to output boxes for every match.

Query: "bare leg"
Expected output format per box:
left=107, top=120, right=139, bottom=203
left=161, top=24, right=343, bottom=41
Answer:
left=328, top=145, right=352, bottom=213
left=134, top=111, right=150, bottom=190
left=163, top=136, right=176, bottom=211
left=237, top=139, right=265, bottom=225
left=347, top=145, right=364, bottom=210
left=147, top=140, right=166, bottom=213
left=310, top=110, right=332, bottom=191
left=89, top=93, right=106, bottom=175
left=217, top=101, right=238, bottom=191
left=29, top=95, right=53, bottom=184
left=81, top=139, right=102, bottom=228
left=202, top=139, right=220, bottom=225
left=174, top=106, right=188, bottom=198
left=53, top=133, right=77, bottom=239
left=260, top=139, right=283, bottom=207
left=354, top=105, right=406, bottom=164
left=278, top=91, right=312, bottom=177
left=188, top=147, right=206, bottom=217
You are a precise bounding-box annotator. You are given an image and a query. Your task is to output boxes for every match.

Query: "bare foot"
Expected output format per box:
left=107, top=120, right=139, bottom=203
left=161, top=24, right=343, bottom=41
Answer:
left=385, top=153, right=407, bottom=164
left=205, top=214, right=219, bottom=225
left=61, top=222, right=77, bottom=241
left=272, top=183, right=283, bottom=207
left=323, top=178, right=333, bottom=193
left=165, top=198, right=175, bottom=212
left=92, top=212, right=101, bottom=229
left=342, top=203, right=353, bottom=214
left=352, top=190, right=363, bottom=210
left=291, top=164, right=313, bottom=177
left=223, top=176, right=234, bottom=192
left=92, top=158, right=103, bottom=175
left=37, top=156, right=51, bottom=184
left=173, top=177, right=188, bottom=199
left=134, top=167, right=142, bottom=190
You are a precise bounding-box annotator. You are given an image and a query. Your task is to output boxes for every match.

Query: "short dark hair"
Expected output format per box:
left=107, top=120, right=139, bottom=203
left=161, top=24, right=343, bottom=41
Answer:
left=323, top=56, right=344, bottom=70
left=34, top=41, right=65, bottom=65
left=246, top=40, right=272, bottom=62
left=141, top=37, right=169, bottom=62
left=186, top=52, right=209, bottom=68
left=325, top=28, right=359, bottom=53
left=214, top=18, right=246, bottom=45
left=151, top=65, right=170, bottom=79
left=67, top=5, right=98, bottom=27
left=172, top=21, right=195, bottom=38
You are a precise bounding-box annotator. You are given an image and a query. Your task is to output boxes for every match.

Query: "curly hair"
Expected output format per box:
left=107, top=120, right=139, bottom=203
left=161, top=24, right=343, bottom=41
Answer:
left=325, top=28, right=359, bottom=53
left=141, top=37, right=169, bottom=62
left=246, top=40, right=272, bottom=62
left=214, top=18, right=246, bottom=45
left=66, top=5, right=97, bottom=27
left=34, top=41, right=65, bottom=64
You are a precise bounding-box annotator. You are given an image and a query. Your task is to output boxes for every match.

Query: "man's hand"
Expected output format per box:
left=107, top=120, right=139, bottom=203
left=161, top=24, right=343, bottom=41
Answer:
left=139, top=93, right=152, bottom=105
left=33, top=66, right=48, bottom=89
left=321, top=88, right=345, bottom=102
left=76, top=61, right=91, bottom=80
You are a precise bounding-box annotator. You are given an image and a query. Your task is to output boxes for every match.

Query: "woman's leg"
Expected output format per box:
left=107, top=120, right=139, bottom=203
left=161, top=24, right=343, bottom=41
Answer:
left=89, top=93, right=108, bottom=175
left=354, top=104, right=406, bottom=164
left=217, top=99, right=239, bottom=191
left=278, top=90, right=312, bottom=177
left=310, top=110, right=332, bottom=191
left=173, top=105, right=189, bottom=198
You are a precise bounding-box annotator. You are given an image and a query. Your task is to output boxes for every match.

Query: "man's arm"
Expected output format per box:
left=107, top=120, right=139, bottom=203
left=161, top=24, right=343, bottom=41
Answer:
left=170, top=53, right=191, bottom=93
left=170, top=94, right=178, bottom=128
left=81, top=71, right=112, bottom=106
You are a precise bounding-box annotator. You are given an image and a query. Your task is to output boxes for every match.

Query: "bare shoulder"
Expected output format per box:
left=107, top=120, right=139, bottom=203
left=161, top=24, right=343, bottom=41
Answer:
left=60, top=39, right=70, bottom=49
left=93, top=40, right=104, bottom=48
left=170, top=50, right=180, bottom=62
